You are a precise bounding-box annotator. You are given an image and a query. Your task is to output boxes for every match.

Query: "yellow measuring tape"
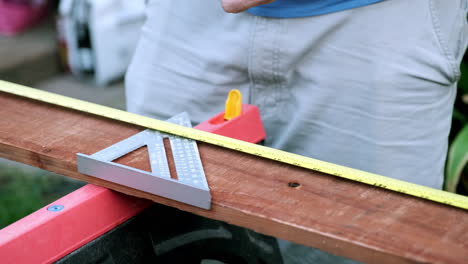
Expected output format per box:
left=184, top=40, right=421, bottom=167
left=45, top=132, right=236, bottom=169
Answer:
left=1, top=80, right=467, bottom=210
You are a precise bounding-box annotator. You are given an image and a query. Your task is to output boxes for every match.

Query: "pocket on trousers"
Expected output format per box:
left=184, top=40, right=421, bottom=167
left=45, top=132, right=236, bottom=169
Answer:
left=429, top=0, right=468, bottom=80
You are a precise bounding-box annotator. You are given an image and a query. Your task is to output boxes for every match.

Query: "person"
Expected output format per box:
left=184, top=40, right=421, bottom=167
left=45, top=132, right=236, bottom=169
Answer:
left=125, top=0, right=467, bottom=262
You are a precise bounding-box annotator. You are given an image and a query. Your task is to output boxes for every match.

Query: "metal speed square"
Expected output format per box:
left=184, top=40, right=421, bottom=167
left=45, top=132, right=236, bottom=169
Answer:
left=76, top=112, right=211, bottom=209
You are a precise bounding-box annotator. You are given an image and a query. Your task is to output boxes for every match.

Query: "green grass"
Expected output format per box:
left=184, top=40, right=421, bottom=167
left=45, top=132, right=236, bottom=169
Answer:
left=0, top=165, right=85, bottom=229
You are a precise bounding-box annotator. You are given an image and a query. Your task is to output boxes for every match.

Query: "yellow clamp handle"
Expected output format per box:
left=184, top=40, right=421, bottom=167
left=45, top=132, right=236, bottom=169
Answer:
left=224, top=89, right=242, bottom=120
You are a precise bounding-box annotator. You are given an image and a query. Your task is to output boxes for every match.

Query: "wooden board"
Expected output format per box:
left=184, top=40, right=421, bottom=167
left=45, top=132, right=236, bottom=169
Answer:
left=1, top=91, right=468, bottom=264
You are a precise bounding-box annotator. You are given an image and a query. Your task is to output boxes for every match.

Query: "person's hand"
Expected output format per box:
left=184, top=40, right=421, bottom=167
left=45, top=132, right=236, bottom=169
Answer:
left=221, top=0, right=276, bottom=13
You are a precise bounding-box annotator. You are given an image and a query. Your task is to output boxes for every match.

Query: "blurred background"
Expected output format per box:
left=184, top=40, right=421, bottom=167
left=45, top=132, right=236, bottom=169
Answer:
left=0, top=0, right=467, bottom=230
left=0, top=0, right=146, bottom=228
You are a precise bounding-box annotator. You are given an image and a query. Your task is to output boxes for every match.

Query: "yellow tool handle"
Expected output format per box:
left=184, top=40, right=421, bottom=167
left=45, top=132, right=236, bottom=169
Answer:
left=224, top=89, right=242, bottom=120
left=1, top=80, right=467, bottom=210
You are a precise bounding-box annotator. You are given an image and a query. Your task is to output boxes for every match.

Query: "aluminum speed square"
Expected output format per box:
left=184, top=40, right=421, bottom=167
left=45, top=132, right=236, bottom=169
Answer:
left=76, top=113, right=211, bottom=209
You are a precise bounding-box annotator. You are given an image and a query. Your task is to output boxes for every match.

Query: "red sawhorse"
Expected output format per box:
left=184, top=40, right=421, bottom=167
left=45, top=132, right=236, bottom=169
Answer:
left=0, top=104, right=283, bottom=263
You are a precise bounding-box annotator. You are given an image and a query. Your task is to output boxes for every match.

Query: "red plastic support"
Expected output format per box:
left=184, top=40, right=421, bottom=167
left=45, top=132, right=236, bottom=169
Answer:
left=0, top=185, right=152, bottom=264
left=0, top=104, right=266, bottom=264
left=196, top=104, right=266, bottom=144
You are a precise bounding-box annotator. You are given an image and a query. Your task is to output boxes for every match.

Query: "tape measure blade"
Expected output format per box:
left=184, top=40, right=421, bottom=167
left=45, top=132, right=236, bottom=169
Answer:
left=1, top=80, right=467, bottom=210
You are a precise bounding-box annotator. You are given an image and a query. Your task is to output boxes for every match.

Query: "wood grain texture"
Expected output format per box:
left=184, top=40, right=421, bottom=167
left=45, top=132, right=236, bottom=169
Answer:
left=1, top=91, right=468, bottom=264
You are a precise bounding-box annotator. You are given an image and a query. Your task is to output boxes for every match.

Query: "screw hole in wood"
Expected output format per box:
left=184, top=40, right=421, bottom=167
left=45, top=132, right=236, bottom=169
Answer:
left=288, top=182, right=300, bottom=188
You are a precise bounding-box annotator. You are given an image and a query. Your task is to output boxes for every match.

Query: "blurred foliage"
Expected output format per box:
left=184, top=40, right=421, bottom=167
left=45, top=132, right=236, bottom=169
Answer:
left=0, top=166, right=85, bottom=229
left=445, top=125, right=468, bottom=192
left=445, top=55, right=468, bottom=194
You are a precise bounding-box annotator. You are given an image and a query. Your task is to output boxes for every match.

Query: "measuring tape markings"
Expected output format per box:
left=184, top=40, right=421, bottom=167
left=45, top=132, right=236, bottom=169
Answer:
left=1, top=80, right=467, bottom=210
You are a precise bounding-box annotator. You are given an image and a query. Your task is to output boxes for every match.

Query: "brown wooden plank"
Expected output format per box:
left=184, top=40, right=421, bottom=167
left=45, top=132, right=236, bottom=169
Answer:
left=1, top=91, right=468, bottom=264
